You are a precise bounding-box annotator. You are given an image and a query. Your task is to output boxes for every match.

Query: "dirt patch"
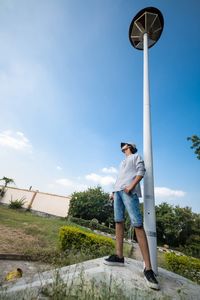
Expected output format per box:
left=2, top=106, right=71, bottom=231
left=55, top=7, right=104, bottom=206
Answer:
left=0, top=225, right=42, bottom=254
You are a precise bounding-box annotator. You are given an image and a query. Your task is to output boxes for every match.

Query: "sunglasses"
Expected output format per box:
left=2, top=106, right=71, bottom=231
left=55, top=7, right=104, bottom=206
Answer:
left=122, top=147, right=129, bottom=153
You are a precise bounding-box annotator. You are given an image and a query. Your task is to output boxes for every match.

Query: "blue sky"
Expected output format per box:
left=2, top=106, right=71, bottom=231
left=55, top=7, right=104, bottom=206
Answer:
left=0, top=0, right=199, bottom=212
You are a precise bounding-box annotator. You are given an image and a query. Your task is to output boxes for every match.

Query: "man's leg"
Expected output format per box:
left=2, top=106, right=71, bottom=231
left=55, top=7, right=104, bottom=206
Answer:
left=121, top=192, right=159, bottom=289
left=121, top=192, right=151, bottom=268
left=135, top=227, right=159, bottom=290
left=116, top=221, right=124, bottom=258
left=135, top=227, right=151, bottom=270
left=104, top=192, right=125, bottom=266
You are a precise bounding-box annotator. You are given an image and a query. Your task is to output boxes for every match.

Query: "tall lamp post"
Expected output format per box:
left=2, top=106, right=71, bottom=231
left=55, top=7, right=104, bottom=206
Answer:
left=129, top=7, right=164, bottom=274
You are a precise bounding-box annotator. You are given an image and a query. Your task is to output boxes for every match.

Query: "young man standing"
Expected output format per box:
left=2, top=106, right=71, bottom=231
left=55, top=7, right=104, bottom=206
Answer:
left=104, top=142, right=159, bottom=290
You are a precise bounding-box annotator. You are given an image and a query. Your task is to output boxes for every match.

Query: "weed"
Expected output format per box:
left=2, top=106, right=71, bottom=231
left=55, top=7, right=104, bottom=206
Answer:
left=8, top=197, right=26, bottom=209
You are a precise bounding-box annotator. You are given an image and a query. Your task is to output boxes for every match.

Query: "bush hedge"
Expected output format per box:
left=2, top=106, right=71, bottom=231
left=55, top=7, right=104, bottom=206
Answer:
left=165, top=252, right=200, bottom=284
left=59, top=225, right=115, bottom=257
left=67, top=216, right=115, bottom=235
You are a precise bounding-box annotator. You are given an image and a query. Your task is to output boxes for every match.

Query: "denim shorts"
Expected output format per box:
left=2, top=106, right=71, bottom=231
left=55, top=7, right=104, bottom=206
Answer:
left=114, top=191, right=143, bottom=227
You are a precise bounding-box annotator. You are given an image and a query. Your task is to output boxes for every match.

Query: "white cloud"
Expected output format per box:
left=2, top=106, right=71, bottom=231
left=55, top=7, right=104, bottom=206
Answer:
left=0, top=130, right=32, bottom=152
left=155, top=187, right=186, bottom=198
left=56, top=166, right=62, bottom=171
left=85, top=173, right=116, bottom=186
left=55, top=178, right=88, bottom=192
left=55, top=178, right=74, bottom=187
left=101, top=167, right=118, bottom=174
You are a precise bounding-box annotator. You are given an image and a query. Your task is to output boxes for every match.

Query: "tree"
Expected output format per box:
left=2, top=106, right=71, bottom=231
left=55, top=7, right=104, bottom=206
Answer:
left=183, top=213, right=200, bottom=258
left=173, top=206, right=194, bottom=245
left=156, top=202, right=199, bottom=257
left=68, top=186, right=114, bottom=226
left=156, top=202, right=179, bottom=246
left=187, top=135, right=200, bottom=159
left=0, top=176, right=15, bottom=198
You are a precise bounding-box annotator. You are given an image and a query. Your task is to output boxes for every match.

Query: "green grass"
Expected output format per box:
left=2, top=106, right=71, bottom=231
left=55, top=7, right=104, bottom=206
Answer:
left=0, top=204, right=93, bottom=238
left=157, top=250, right=168, bottom=269
left=0, top=205, right=96, bottom=265
left=1, top=205, right=64, bottom=245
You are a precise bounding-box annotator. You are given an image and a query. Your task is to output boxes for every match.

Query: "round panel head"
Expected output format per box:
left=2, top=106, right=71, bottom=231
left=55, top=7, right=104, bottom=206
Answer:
left=129, top=7, right=164, bottom=50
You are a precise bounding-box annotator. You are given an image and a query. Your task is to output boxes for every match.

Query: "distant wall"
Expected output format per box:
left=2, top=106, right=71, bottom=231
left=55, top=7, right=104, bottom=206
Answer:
left=0, top=186, right=71, bottom=217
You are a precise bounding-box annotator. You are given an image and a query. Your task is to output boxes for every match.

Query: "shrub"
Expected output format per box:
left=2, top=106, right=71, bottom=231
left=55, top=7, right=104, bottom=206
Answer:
left=179, top=243, right=200, bottom=259
left=67, top=216, right=115, bottom=235
left=59, top=225, right=115, bottom=257
left=165, top=252, right=200, bottom=284
left=90, top=218, right=99, bottom=224
left=68, top=187, right=114, bottom=226
left=9, top=197, right=26, bottom=209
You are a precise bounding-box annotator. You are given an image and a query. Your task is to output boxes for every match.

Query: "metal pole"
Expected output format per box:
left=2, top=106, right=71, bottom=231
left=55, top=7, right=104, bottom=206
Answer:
left=143, top=32, right=158, bottom=274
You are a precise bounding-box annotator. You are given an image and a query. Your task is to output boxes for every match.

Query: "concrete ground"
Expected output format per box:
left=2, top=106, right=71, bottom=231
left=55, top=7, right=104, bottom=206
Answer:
left=1, top=257, right=200, bottom=300
left=0, top=259, right=51, bottom=284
